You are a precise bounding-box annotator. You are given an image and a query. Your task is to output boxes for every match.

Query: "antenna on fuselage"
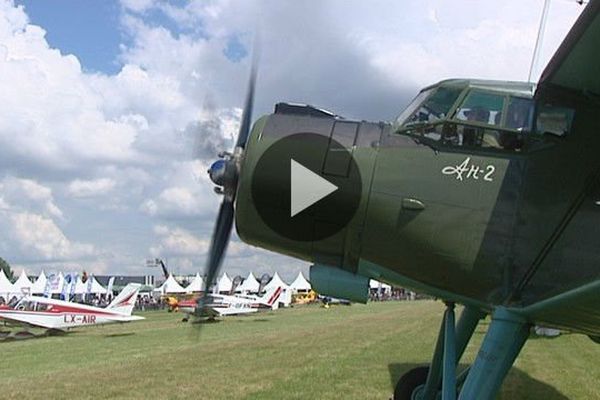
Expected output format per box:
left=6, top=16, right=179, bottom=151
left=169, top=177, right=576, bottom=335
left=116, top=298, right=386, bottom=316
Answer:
left=528, top=0, right=551, bottom=83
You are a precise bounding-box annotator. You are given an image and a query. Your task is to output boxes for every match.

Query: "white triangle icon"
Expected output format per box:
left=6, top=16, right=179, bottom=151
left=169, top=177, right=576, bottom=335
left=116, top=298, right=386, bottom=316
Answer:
left=290, top=159, right=338, bottom=217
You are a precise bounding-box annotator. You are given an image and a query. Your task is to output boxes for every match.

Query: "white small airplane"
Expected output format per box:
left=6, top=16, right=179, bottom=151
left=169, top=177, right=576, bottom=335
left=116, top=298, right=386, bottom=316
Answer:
left=0, top=283, right=144, bottom=331
left=179, top=286, right=284, bottom=319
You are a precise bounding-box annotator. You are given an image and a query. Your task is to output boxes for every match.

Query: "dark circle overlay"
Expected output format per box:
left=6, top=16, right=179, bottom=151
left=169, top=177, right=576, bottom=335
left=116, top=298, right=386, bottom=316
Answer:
left=251, top=132, right=362, bottom=242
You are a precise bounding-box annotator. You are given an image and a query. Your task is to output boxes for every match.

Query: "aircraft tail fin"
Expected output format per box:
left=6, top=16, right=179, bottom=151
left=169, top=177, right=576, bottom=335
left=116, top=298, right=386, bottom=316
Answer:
left=107, top=283, right=141, bottom=315
left=260, top=286, right=283, bottom=309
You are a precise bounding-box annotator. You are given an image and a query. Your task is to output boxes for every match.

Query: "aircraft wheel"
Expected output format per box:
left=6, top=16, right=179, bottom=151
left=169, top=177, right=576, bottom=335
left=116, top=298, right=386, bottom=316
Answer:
left=393, top=366, right=429, bottom=400
left=14, top=331, right=36, bottom=340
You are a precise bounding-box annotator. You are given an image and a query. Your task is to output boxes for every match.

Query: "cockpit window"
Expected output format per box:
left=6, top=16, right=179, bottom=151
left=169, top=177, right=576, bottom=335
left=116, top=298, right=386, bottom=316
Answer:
left=16, top=300, right=36, bottom=311
left=395, top=87, right=462, bottom=127
left=394, top=85, right=534, bottom=152
left=394, top=89, right=432, bottom=127
left=506, top=97, right=534, bottom=131
left=535, top=105, right=574, bottom=137
left=454, top=90, right=505, bottom=126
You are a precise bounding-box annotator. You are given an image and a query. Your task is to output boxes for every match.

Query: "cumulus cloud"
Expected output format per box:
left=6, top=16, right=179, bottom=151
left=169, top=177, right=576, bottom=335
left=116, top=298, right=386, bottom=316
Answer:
left=139, top=160, right=220, bottom=218
left=68, top=178, right=117, bottom=198
left=150, top=224, right=210, bottom=257
left=141, top=186, right=204, bottom=217
left=0, top=175, right=96, bottom=263
left=8, top=212, right=95, bottom=260
left=0, top=176, right=62, bottom=218
left=0, top=3, right=141, bottom=175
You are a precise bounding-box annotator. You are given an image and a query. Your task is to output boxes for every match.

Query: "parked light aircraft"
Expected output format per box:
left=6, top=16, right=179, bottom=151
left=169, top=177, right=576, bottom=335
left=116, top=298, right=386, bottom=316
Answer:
left=180, top=286, right=283, bottom=320
left=0, top=283, right=144, bottom=331
left=198, top=2, right=600, bottom=399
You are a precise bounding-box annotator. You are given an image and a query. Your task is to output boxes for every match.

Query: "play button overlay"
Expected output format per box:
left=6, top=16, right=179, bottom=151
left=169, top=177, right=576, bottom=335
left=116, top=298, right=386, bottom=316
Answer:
left=251, top=132, right=362, bottom=242
left=290, top=159, right=338, bottom=217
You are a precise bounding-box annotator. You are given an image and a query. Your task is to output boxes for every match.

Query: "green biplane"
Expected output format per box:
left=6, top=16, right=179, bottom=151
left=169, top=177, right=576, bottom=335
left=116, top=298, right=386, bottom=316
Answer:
left=200, top=2, right=600, bottom=399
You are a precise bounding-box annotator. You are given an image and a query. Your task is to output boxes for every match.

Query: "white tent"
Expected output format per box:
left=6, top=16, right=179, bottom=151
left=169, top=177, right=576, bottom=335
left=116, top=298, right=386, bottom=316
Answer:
left=31, top=271, right=47, bottom=294
left=0, top=269, right=15, bottom=301
left=12, top=270, right=32, bottom=294
left=88, top=276, right=107, bottom=294
left=185, top=273, right=204, bottom=293
left=369, top=279, right=392, bottom=292
left=216, top=273, right=233, bottom=293
left=263, top=273, right=291, bottom=307
left=74, top=276, right=88, bottom=294
left=74, top=275, right=107, bottom=296
left=236, top=272, right=260, bottom=293
left=289, top=272, right=311, bottom=293
left=157, top=274, right=186, bottom=294
left=263, top=272, right=289, bottom=292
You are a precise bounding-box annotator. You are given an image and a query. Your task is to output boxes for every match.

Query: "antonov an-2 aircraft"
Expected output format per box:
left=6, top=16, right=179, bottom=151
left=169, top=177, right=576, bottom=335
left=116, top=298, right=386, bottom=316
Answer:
left=197, top=2, right=600, bottom=399
left=0, top=283, right=144, bottom=331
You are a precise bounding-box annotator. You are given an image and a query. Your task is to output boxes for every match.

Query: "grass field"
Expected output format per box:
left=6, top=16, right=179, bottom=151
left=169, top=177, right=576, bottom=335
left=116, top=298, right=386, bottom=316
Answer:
left=0, top=301, right=599, bottom=399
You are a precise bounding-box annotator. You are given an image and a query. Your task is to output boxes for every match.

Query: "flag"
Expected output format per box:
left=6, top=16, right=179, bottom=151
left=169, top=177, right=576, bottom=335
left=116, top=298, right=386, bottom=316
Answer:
left=61, top=274, right=71, bottom=300
left=86, top=274, right=93, bottom=301
left=44, top=273, right=56, bottom=298
left=106, top=277, right=115, bottom=296
left=69, top=273, right=78, bottom=300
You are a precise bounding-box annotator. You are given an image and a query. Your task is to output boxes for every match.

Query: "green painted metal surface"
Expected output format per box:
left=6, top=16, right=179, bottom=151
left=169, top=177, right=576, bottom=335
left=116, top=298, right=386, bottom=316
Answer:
left=234, top=0, right=600, bottom=338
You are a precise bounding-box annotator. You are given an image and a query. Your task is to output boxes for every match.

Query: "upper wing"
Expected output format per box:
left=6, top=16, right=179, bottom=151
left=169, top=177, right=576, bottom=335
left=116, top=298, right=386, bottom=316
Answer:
left=537, top=1, right=600, bottom=95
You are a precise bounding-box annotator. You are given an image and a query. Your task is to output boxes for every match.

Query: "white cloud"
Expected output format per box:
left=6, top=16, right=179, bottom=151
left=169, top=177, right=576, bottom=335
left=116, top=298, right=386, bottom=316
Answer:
left=8, top=212, right=95, bottom=261
left=67, top=178, right=116, bottom=198
left=140, top=160, right=220, bottom=218
left=0, top=175, right=95, bottom=263
left=150, top=225, right=210, bottom=257
left=141, top=186, right=206, bottom=217
left=0, top=176, right=62, bottom=218
left=120, top=0, right=157, bottom=14
left=0, top=2, right=144, bottom=174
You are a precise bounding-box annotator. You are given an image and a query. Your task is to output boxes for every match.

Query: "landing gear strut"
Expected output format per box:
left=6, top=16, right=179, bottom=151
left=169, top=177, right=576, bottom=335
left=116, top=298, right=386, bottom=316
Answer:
left=393, top=304, right=530, bottom=400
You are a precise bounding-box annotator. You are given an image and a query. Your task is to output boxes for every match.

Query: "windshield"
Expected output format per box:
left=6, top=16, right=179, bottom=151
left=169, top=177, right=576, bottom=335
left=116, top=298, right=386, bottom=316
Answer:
left=395, top=86, right=463, bottom=127
left=454, top=91, right=534, bottom=131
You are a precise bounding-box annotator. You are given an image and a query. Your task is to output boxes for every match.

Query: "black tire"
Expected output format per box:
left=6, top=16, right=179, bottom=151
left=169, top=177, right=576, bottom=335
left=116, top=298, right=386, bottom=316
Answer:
left=393, top=366, right=430, bottom=400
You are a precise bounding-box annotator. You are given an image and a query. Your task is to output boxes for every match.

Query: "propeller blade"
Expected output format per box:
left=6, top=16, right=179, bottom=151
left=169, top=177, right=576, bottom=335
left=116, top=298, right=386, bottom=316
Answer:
left=196, top=40, right=259, bottom=324
left=234, top=43, right=259, bottom=150
left=201, top=199, right=234, bottom=298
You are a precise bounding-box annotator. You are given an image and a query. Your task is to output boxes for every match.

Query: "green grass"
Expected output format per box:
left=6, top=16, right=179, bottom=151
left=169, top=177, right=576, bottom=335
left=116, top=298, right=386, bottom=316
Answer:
left=0, top=301, right=598, bottom=399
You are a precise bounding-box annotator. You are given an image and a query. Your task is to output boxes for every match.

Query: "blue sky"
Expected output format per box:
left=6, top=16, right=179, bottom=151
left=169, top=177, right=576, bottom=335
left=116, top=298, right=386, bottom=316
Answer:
left=16, top=0, right=123, bottom=73
left=0, top=0, right=586, bottom=280
left=16, top=0, right=247, bottom=74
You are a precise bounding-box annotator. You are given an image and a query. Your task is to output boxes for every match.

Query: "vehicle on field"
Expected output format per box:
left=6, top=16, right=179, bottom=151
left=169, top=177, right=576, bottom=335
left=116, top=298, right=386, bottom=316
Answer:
left=0, top=283, right=144, bottom=332
left=181, top=286, right=283, bottom=321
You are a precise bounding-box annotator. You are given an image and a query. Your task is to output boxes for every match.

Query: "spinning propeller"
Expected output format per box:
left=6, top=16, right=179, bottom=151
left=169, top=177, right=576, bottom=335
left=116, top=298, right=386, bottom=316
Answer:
left=195, top=48, right=259, bottom=321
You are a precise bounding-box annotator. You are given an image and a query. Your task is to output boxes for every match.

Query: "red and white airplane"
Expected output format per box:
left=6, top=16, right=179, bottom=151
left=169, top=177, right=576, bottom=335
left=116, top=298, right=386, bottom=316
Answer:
left=179, top=286, right=284, bottom=319
left=0, top=283, right=144, bottom=331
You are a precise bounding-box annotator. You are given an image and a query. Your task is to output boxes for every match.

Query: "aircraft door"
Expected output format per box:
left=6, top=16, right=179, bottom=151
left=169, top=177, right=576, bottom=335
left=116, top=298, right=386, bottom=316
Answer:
left=361, top=130, right=518, bottom=302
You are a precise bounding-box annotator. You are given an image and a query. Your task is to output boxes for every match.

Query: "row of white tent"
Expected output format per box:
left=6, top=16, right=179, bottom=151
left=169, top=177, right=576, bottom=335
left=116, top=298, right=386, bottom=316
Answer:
left=1, top=268, right=392, bottom=299
left=155, top=271, right=392, bottom=295
left=0, top=270, right=107, bottom=300
left=0, top=269, right=314, bottom=297
left=156, top=271, right=312, bottom=295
